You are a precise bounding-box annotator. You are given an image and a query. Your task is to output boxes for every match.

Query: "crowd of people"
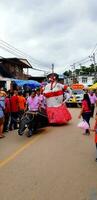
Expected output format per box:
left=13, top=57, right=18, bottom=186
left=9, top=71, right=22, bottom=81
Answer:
left=0, top=87, right=46, bottom=138
left=0, top=73, right=97, bottom=161
left=0, top=73, right=72, bottom=139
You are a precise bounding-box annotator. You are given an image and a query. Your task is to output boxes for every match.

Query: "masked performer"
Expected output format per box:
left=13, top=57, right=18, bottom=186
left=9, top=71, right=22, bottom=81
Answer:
left=43, top=73, right=72, bottom=124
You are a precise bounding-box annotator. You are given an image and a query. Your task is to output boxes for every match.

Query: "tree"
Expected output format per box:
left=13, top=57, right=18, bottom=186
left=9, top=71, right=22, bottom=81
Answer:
left=63, top=64, right=97, bottom=78
left=63, top=70, right=72, bottom=77
left=74, top=69, right=80, bottom=76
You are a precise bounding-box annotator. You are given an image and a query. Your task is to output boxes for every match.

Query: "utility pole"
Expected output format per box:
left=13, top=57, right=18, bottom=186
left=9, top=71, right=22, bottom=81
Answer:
left=70, top=63, right=77, bottom=83
left=93, top=53, right=96, bottom=80
left=90, top=53, right=96, bottom=81
left=70, top=63, right=76, bottom=72
left=51, top=63, right=54, bottom=73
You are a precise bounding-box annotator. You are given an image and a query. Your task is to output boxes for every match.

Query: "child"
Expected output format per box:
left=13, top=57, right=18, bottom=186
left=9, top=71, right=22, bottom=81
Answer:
left=90, top=113, right=97, bottom=162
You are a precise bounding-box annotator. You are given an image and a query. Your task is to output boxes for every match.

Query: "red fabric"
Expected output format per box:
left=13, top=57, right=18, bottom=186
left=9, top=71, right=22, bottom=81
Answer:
left=10, top=95, right=19, bottom=112
left=64, top=85, right=68, bottom=90
left=44, top=90, right=63, bottom=98
left=5, top=97, right=11, bottom=113
left=95, top=134, right=97, bottom=143
left=82, top=100, right=91, bottom=112
left=47, top=104, right=72, bottom=124
left=94, top=123, right=97, bottom=143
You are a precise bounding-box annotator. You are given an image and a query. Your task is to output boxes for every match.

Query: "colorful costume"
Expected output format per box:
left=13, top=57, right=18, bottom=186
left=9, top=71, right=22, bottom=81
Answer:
left=44, top=74, right=72, bottom=124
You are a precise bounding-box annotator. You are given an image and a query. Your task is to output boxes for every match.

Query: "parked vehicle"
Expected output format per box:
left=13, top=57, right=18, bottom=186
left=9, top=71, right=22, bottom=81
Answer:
left=65, top=94, right=77, bottom=107
left=66, top=84, right=84, bottom=107
left=72, top=89, right=84, bottom=106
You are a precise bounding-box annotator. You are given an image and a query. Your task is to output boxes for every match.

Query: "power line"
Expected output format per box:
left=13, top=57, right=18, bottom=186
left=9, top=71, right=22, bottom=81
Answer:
left=77, top=58, right=91, bottom=66
left=0, top=42, right=50, bottom=73
left=0, top=39, right=50, bottom=67
left=69, top=47, right=97, bottom=70
left=68, top=43, right=97, bottom=71
left=72, top=56, right=90, bottom=65
left=70, top=58, right=91, bottom=70
left=90, top=43, right=97, bottom=55
left=0, top=39, right=50, bottom=69
left=0, top=45, right=23, bottom=58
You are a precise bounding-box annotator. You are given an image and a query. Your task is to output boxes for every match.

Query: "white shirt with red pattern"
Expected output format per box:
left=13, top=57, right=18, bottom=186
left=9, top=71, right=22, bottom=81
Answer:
left=44, top=82, right=64, bottom=107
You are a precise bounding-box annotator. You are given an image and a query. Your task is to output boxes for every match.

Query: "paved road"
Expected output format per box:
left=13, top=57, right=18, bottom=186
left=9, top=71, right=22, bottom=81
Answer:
left=0, top=108, right=97, bottom=200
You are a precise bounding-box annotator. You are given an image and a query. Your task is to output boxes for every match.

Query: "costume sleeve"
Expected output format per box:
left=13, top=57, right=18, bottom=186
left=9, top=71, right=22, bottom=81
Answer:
left=64, top=85, right=68, bottom=90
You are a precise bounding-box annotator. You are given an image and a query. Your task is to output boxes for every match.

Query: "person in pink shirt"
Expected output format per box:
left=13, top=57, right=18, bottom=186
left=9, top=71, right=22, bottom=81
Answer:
left=36, top=88, right=48, bottom=127
left=36, top=88, right=46, bottom=110
left=26, top=89, right=40, bottom=135
left=27, top=90, right=40, bottom=112
left=88, top=91, right=97, bottom=117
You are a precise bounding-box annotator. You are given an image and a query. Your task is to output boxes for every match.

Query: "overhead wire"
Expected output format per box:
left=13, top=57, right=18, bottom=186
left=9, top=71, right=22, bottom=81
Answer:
left=69, top=44, right=97, bottom=71
left=1, top=39, right=97, bottom=74
left=0, top=39, right=50, bottom=72
left=89, top=43, right=97, bottom=55
left=0, top=39, right=50, bottom=67
left=0, top=41, right=48, bottom=73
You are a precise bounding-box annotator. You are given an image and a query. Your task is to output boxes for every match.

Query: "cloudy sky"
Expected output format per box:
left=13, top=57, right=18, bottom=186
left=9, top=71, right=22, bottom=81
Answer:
left=0, top=0, right=97, bottom=76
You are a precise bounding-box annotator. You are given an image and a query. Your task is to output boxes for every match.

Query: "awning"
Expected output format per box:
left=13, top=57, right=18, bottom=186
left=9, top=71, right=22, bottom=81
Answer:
left=12, top=79, right=41, bottom=88
left=88, top=83, right=97, bottom=90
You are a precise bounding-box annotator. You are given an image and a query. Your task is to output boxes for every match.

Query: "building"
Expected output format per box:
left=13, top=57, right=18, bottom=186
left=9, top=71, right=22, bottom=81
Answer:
left=78, top=75, right=94, bottom=87
left=63, top=74, right=95, bottom=87
left=0, top=57, right=32, bottom=90
left=0, top=57, right=32, bottom=79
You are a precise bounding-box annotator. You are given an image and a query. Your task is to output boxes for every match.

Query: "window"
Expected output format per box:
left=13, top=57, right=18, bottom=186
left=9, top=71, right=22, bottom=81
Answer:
left=82, top=77, right=87, bottom=83
left=72, top=90, right=84, bottom=95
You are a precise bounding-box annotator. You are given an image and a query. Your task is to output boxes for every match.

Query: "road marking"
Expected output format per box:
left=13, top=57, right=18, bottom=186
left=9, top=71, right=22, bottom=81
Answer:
left=0, top=134, right=42, bottom=168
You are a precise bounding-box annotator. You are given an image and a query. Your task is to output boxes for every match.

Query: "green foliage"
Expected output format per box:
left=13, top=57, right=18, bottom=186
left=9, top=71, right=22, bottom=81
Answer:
left=63, top=64, right=97, bottom=76
left=63, top=70, right=72, bottom=77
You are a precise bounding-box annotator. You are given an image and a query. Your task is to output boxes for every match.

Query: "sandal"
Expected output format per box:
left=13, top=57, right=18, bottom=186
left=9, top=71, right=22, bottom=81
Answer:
left=0, top=135, right=5, bottom=138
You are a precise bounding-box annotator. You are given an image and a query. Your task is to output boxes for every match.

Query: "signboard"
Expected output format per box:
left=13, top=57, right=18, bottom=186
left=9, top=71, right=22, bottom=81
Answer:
left=71, top=84, right=84, bottom=90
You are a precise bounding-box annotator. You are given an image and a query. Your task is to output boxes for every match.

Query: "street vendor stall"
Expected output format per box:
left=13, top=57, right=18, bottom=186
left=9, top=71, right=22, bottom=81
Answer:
left=12, top=79, right=41, bottom=89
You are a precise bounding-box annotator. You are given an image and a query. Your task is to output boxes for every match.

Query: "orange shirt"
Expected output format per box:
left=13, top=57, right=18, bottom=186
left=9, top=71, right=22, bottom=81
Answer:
left=18, top=96, right=26, bottom=110
left=10, top=95, right=19, bottom=112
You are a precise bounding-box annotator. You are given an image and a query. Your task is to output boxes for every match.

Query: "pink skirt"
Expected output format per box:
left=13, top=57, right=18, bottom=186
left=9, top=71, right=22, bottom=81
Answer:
left=47, top=104, right=72, bottom=124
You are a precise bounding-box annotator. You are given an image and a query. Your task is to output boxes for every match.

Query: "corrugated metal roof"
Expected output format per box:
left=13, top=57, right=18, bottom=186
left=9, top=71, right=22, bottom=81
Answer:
left=0, top=58, right=32, bottom=68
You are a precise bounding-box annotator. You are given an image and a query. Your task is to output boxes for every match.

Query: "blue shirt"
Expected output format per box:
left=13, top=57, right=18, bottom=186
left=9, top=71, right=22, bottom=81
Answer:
left=0, top=97, right=5, bottom=118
